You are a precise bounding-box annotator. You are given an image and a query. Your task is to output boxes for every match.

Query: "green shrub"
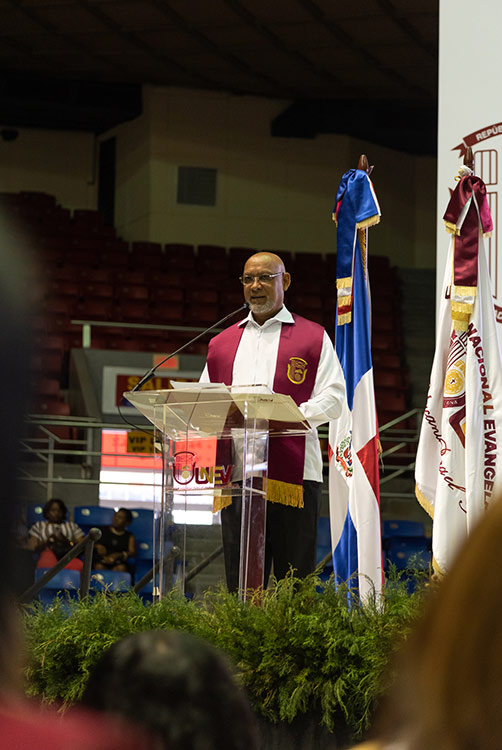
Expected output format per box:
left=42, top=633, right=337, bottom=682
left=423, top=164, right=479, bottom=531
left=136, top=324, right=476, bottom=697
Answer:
left=23, top=572, right=427, bottom=738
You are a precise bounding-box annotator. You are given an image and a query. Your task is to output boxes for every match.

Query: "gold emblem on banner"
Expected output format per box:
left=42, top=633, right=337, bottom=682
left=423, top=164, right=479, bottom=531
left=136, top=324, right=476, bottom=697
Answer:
left=444, top=358, right=465, bottom=396
left=287, top=357, right=308, bottom=384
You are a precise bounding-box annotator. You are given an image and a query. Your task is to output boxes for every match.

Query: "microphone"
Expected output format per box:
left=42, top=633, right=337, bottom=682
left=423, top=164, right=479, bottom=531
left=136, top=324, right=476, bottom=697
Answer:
left=131, top=302, right=249, bottom=392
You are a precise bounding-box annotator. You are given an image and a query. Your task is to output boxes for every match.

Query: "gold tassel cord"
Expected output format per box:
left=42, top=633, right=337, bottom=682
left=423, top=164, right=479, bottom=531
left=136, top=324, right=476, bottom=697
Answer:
left=358, top=227, right=367, bottom=279
left=444, top=220, right=460, bottom=235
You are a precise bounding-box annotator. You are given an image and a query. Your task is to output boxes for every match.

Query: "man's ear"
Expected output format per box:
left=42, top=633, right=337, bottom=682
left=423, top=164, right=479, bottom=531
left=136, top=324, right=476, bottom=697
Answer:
left=283, top=272, right=291, bottom=291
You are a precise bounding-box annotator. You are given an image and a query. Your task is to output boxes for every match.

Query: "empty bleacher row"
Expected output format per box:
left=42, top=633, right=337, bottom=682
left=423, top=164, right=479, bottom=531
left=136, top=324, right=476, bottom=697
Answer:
left=0, top=190, right=409, bottom=426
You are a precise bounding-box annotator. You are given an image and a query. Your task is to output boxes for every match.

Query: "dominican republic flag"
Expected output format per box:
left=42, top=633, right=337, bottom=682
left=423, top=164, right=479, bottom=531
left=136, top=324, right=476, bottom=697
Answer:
left=415, top=168, right=502, bottom=574
left=329, top=168, right=384, bottom=602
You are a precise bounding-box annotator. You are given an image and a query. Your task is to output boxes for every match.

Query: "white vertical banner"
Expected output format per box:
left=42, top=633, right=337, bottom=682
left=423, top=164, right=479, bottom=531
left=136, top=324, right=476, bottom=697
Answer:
left=438, top=0, right=502, bottom=338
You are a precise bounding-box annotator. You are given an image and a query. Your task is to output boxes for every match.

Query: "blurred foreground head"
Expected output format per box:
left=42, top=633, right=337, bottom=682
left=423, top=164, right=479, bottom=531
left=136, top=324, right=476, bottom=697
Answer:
left=0, top=212, right=32, bottom=553
left=374, top=495, right=502, bottom=750
left=0, top=211, right=36, bottom=689
left=81, top=629, right=259, bottom=750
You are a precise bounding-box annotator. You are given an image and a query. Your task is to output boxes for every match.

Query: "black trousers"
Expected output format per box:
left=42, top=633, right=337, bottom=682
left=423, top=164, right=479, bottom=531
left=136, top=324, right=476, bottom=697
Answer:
left=220, top=480, right=322, bottom=592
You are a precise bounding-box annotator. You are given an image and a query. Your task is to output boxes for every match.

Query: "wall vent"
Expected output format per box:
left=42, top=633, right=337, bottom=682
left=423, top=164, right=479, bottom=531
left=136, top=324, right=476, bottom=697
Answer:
left=177, top=166, right=217, bottom=206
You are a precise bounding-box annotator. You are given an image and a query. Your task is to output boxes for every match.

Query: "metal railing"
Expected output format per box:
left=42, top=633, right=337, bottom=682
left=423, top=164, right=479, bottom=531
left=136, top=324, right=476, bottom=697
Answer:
left=71, top=318, right=224, bottom=349
left=20, top=527, right=102, bottom=603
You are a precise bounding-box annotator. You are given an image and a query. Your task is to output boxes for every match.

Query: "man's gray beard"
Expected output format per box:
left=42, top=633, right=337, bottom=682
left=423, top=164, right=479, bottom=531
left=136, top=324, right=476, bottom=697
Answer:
left=250, top=298, right=276, bottom=316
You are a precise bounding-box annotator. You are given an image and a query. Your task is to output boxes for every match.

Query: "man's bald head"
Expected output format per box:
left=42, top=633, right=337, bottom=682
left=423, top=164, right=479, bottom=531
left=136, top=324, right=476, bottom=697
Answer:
left=245, top=252, right=285, bottom=272
left=241, top=252, right=291, bottom=325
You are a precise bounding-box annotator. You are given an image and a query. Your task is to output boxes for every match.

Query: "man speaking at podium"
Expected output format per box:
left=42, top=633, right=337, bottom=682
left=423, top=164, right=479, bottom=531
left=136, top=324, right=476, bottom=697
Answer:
left=200, top=252, right=345, bottom=591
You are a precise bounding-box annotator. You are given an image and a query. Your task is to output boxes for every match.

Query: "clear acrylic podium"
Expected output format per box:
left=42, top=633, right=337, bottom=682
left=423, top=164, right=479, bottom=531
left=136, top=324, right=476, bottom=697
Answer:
left=125, top=383, right=310, bottom=601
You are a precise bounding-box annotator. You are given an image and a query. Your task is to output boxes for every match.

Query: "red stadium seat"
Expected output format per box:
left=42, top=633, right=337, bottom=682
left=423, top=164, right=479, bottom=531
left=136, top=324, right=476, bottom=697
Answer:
left=79, top=268, right=113, bottom=284
left=75, top=299, right=113, bottom=321
left=164, top=244, right=196, bottom=273
left=115, top=283, right=149, bottom=301
left=31, top=377, right=62, bottom=399
left=113, top=300, right=151, bottom=323
left=375, top=389, right=407, bottom=414
left=150, top=286, right=183, bottom=305
left=81, top=282, right=114, bottom=299
left=46, top=279, right=81, bottom=299
left=130, top=242, right=164, bottom=271
left=150, top=303, right=184, bottom=324
left=150, top=270, right=184, bottom=288
left=115, top=269, right=147, bottom=285
left=185, top=288, right=219, bottom=305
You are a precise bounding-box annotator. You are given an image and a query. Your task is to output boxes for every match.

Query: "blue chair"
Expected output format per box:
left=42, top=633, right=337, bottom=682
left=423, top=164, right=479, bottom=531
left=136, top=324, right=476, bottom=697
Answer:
left=134, top=542, right=176, bottom=599
left=316, top=517, right=333, bottom=582
left=134, top=558, right=153, bottom=581
left=129, top=508, right=156, bottom=540
left=385, top=537, right=431, bottom=571
left=35, top=567, right=81, bottom=607
left=74, top=505, right=114, bottom=534
left=316, top=516, right=331, bottom=564
left=26, top=504, right=44, bottom=526
left=90, top=570, right=132, bottom=592
left=382, top=519, right=426, bottom=538
left=136, top=539, right=155, bottom=559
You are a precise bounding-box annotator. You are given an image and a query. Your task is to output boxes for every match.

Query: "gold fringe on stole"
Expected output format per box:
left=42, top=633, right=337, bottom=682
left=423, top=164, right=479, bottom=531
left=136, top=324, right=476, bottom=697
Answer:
left=212, top=492, right=233, bottom=513
left=332, top=212, right=338, bottom=225
left=212, top=479, right=304, bottom=512
left=484, top=230, right=493, bottom=239
left=356, top=214, right=380, bottom=230
left=267, top=479, right=304, bottom=508
left=336, top=276, right=352, bottom=289
left=337, top=311, right=352, bottom=325
left=415, top=484, right=434, bottom=519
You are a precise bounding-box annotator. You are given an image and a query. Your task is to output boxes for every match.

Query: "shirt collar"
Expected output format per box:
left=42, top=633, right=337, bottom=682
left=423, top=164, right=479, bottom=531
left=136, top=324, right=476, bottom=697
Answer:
left=238, top=305, right=294, bottom=328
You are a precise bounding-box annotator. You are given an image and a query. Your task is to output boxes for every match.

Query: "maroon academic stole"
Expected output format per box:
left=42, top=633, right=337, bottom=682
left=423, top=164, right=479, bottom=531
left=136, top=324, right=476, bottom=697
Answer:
left=207, top=314, right=324, bottom=509
left=443, top=174, right=493, bottom=331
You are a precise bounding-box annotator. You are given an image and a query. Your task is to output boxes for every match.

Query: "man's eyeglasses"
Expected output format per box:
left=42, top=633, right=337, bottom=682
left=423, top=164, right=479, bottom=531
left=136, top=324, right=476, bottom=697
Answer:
left=239, top=272, right=283, bottom=286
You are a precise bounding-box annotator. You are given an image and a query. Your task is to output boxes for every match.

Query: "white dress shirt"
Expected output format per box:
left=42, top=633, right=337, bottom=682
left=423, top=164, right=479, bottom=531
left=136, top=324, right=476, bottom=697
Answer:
left=200, top=306, right=346, bottom=481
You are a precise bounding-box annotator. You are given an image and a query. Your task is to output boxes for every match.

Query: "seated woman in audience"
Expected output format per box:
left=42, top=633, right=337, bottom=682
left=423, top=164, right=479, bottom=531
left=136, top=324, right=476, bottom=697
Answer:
left=94, top=508, right=136, bottom=572
left=81, top=629, right=258, bottom=750
left=27, top=497, right=85, bottom=570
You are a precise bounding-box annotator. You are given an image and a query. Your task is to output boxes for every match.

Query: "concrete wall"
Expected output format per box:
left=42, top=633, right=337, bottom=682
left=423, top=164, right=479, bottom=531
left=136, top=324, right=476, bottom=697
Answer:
left=105, top=86, right=437, bottom=268
left=0, top=127, right=96, bottom=211
left=0, top=86, right=437, bottom=269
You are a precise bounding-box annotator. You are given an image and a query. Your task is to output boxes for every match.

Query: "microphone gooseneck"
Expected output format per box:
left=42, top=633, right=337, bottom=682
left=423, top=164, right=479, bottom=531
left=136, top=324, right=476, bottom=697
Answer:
left=131, top=302, right=249, bottom=392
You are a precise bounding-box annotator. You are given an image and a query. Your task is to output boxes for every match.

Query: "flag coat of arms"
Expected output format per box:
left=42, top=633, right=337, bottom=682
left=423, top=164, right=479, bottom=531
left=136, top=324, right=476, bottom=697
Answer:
left=415, top=169, right=502, bottom=574
left=329, top=168, right=383, bottom=601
